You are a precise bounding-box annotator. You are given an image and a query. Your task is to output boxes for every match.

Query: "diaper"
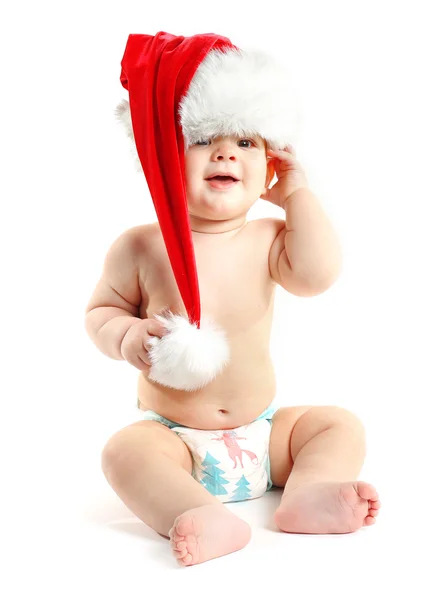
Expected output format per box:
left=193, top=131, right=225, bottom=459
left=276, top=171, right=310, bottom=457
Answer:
left=140, top=402, right=278, bottom=503
left=172, top=419, right=272, bottom=503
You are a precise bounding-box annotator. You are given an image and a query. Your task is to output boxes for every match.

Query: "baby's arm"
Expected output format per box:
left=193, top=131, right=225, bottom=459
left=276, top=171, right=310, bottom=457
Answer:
left=84, top=228, right=144, bottom=360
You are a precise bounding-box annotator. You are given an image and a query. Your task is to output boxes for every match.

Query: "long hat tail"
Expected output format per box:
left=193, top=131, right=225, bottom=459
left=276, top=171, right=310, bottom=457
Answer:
left=119, top=32, right=235, bottom=327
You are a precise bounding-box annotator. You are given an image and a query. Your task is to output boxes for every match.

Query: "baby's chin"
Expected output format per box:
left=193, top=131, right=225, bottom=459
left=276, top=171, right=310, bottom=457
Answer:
left=188, top=196, right=255, bottom=219
left=189, top=208, right=248, bottom=224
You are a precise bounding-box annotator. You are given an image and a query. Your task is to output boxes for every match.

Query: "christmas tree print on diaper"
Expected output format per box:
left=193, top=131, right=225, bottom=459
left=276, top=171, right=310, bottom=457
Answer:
left=200, top=451, right=229, bottom=496
left=231, top=475, right=252, bottom=501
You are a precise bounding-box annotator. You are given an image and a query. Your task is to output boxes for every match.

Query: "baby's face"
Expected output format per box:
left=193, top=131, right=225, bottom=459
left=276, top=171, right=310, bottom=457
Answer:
left=185, top=135, right=274, bottom=222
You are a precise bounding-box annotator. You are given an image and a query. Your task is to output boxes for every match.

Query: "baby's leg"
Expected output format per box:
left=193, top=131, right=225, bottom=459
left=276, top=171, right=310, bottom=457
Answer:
left=269, top=406, right=381, bottom=534
left=101, top=421, right=251, bottom=566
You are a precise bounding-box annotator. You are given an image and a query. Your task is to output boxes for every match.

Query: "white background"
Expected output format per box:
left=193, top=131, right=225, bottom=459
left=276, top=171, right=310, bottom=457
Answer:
left=1, top=1, right=427, bottom=598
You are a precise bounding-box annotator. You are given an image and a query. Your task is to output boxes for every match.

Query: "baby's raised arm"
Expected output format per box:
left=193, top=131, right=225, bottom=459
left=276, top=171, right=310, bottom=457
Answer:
left=84, top=228, right=166, bottom=371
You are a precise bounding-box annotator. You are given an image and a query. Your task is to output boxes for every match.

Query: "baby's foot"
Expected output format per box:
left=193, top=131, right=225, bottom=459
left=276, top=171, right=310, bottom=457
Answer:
left=168, top=505, right=251, bottom=566
left=274, top=481, right=381, bottom=534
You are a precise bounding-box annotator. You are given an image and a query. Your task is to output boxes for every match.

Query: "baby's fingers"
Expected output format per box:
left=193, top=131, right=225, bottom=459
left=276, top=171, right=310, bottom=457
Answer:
left=268, top=144, right=292, bottom=153
left=146, top=319, right=168, bottom=338
left=138, top=353, right=151, bottom=370
left=126, top=353, right=151, bottom=372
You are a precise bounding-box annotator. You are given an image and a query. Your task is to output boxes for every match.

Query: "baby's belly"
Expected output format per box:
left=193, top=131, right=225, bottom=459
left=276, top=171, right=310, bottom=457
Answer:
left=137, top=358, right=277, bottom=430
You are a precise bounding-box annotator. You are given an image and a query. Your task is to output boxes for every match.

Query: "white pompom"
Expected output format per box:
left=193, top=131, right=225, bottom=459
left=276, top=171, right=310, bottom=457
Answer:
left=146, top=310, right=230, bottom=392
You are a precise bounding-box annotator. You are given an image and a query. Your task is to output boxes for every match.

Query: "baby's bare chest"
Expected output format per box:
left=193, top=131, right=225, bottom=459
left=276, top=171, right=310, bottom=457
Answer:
left=196, top=243, right=272, bottom=323
left=140, top=223, right=277, bottom=330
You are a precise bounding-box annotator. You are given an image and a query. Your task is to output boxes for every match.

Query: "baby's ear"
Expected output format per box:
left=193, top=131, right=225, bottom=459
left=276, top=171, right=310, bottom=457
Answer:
left=261, top=161, right=275, bottom=196
left=265, top=158, right=276, bottom=189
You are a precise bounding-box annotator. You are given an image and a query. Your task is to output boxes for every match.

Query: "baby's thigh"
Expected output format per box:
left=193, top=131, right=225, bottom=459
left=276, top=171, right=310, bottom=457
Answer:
left=269, top=405, right=313, bottom=487
left=101, top=420, right=193, bottom=476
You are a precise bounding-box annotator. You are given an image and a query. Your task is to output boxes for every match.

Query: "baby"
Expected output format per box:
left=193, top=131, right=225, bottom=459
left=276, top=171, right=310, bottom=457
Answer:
left=84, top=33, right=380, bottom=567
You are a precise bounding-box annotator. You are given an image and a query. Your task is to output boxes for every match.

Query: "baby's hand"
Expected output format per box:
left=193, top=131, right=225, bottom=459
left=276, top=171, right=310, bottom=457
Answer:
left=120, top=319, right=168, bottom=373
left=261, top=145, right=309, bottom=207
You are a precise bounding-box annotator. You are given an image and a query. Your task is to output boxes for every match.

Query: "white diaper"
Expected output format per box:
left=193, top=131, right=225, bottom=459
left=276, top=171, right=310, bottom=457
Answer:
left=172, top=419, right=272, bottom=503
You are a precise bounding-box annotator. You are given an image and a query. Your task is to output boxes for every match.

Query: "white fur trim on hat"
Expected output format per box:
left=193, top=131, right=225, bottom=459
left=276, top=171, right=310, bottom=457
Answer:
left=146, top=310, right=230, bottom=392
left=115, top=47, right=301, bottom=169
left=179, top=47, right=301, bottom=151
left=114, top=99, right=143, bottom=172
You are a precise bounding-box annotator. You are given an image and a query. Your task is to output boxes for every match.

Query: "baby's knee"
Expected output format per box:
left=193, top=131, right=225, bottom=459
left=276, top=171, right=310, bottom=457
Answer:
left=328, top=406, right=365, bottom=431
left=297, top=405, right=365, bottom=437
left=101, top=422, right=158, bottom=476
left=101, top=421, right=192, bottom=478
left=310, top=405, right=366, bottom=438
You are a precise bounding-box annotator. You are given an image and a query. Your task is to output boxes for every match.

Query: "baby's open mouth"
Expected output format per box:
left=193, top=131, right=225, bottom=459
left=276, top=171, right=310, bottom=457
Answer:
left=207, top=175, right=238, bottom=182
left=206, top=176, right=240, bottom=190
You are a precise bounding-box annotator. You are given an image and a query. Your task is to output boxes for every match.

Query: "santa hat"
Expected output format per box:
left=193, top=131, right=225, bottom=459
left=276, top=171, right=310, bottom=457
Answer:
left=115, top=31, right=300, bottom=392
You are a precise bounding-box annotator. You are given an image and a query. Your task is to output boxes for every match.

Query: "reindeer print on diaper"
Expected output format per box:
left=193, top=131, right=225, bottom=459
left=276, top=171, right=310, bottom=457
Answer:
left=211, top=431, right=258, bottom=468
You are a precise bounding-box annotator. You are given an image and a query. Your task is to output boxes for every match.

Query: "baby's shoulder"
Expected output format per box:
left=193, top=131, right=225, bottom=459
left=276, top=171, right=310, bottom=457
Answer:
left=118, top=221, right=161, bottom=254
left=103, top=223, right=162, bottom=278
left=245, top=217, right=285, bottom=245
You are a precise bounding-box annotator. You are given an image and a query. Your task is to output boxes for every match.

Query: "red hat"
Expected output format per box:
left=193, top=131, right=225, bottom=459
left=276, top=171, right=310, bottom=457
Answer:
left=116, top=31, right=300, bottom=391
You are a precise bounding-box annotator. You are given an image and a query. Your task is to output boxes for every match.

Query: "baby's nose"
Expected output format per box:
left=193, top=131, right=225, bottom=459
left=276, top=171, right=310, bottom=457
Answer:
left=215, top=151, right=236, bottom=161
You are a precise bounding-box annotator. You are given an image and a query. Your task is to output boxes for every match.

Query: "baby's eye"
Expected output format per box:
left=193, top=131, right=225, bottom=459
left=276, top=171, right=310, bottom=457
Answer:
left=194, top=138, right=255, bottom=148
left=238, top=139, right=255, bottom=148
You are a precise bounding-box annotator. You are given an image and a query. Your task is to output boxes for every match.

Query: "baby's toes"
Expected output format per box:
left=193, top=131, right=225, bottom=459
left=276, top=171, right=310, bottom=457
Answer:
left=368, top=499, right=381, bottom=517
left=173, top=547, right=188, bottom=560
left=364, top=515, right=376, bottom=526
left=175, top=540, right=187, bottom=552
left=169, top=538, right=181, bottom=551
left=168, top=528, right=185, bottom=543
left=180, top=553, right=193, bottom=566
left=170, top=539, right=186, bottom=553
left=355, top=481, right=379, bottom=502
left=169, top=531, right=193, bottom=563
